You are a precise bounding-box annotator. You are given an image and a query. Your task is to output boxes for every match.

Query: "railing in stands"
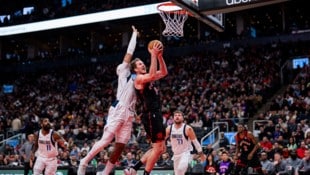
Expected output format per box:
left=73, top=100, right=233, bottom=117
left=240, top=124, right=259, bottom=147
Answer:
left=6, top=128, right=15, bottom=139
left=201, top=126, right=220, bottom=148
left=252, top=120, right=270, bottom=137
left=0, top=133, right=23, bottom=151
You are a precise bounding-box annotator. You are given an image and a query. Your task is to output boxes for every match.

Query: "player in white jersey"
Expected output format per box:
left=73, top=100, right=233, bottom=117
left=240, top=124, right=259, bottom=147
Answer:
left=166, top=110, right=206, bottom=175
left=32, top=118, right=68, bottom=175
left=77, top=25, right=139, bottom=175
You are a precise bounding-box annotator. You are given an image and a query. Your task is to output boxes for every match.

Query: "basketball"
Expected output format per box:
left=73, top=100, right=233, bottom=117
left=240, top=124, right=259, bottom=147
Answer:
left=148, top=40, right=163, bottom=50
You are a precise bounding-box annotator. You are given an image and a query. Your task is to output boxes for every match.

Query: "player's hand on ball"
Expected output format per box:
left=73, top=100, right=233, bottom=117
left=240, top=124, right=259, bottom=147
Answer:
left=153, top=41, right=163, bottom=51
left=148, top=40, right=163, bottom=54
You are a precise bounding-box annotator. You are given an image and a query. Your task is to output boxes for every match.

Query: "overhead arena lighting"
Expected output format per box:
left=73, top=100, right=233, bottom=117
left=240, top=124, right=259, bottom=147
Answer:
left=0, top=2, right=167, bottom=36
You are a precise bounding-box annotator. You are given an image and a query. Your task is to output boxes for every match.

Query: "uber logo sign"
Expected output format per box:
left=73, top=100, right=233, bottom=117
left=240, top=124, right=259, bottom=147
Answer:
left=226, top=0, right=253, bottom=6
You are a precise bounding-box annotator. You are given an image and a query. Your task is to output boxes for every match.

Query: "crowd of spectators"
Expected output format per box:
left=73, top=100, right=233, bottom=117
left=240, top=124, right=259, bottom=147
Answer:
left=0, top=35, right=309, bottom=174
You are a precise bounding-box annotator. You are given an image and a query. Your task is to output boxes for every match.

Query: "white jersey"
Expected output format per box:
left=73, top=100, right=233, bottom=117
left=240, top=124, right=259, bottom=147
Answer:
left=116, top=62, right=136, bottom=112
left=170, top=123, right=193, bottom=155
left=36, top=129, right=58, bottom=158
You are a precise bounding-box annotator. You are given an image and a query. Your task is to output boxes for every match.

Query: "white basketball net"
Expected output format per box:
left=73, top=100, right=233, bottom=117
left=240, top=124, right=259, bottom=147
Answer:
left=158, top=9, right=188, bottom=37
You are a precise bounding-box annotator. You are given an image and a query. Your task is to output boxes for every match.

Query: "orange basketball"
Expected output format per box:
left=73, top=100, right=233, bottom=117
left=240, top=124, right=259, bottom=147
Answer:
left=148, top=39, right=163, bottom=50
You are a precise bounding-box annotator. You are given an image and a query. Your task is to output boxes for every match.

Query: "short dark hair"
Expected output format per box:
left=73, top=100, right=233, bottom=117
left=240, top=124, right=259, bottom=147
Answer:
left=173, top=110, right=184, bottom=116
left=40, top=117, right=49, bottom=123
left=221, top=151, right=229, bottom=155
left=130, top=58, right=141, bottom=71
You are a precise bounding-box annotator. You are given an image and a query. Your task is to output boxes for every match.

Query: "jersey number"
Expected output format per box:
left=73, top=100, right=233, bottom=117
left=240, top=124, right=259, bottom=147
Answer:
left=46, top=144, right=51, bottom=151
left=177, top=138, right=183, bottom=144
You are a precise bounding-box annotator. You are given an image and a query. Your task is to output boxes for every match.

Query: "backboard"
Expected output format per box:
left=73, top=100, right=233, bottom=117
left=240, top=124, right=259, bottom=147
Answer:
left=171, top=0, right=225, bottom=32
left=171, top=0, right=291, bottom=32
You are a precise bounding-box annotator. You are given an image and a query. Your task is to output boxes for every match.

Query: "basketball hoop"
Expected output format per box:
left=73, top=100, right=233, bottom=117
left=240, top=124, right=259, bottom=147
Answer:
left=157, top=2, right=190, bottom=37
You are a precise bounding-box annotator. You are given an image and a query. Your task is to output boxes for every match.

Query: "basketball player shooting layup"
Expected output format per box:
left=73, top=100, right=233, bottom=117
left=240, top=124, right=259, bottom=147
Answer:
left=124, top=39, right=168, bottom=175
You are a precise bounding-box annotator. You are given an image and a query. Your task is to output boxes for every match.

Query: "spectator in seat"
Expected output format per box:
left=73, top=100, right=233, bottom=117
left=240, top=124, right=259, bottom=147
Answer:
left=304, top=131, right=310, bottom=147
left=297, top=148, right=310, bottom=175
left=121, top=152, right=137, bottom=168
left=296, top=141, right=308, bottom=159
left=299, top=119, right=309, bottom=134
left=219, top=132, right=230, bottom=150
left=268, top=141, right=283, bottom=160
left=204, top=153, right=218, bottom=175
left=272, top=152, right=288, bottom=175
left=260, top=151, right=274, bottom=175
left=157, top=152, right=173, bottom=168
left=260, top=136, right=273, bottom=154
left=217, top=151, right=234, bottom=175
left=258, top=125, right=269, bottom=141
left=190, top=114, right=203, bottom=129
left=287, top=136, right=298, bottom=151
left=264, top=120, right=276, bottom=140
left=285, top=150, right=302, bottom=175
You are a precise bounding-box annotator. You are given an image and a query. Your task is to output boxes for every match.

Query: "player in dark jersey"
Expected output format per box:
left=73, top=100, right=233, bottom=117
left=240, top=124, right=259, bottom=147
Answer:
left=234, top=123, right=263, bottom=175
left=124, top=40, right=168, bottom=175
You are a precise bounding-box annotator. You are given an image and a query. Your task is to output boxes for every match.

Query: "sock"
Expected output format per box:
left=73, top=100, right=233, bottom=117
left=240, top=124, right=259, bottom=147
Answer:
left=143, top=170, right=150, bottom=175
left=132, top=161, right=143, bottom=171
left=102, top=161, right=114, bottom=175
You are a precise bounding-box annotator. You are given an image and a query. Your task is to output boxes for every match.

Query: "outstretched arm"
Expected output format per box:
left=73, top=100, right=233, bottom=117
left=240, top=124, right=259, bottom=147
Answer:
left=123, top=25, right=138, bottom=64
left=53, top=131, right=68, bottom=151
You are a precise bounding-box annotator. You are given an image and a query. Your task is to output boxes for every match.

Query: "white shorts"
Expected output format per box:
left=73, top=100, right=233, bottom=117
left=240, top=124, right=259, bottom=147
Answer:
left=33, top=156, right=58, bottom=175
left=172, top=151, right=192, bottom=175
left=104, top=103, right=134, bottom=144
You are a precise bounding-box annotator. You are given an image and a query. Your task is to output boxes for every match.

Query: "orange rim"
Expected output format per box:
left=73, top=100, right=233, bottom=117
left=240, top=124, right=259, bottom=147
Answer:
left=157, top=2, right=191, bottom=15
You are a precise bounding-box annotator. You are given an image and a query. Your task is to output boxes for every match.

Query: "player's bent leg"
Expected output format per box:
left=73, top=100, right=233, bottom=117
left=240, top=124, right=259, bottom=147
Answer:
left=140, top=148, right=152, bottom=163
left=144, top=141, right=165, bottom=172
left=102, top=142, right=126, bottom=175
left=78, top=130, right=115, bottom=175
left=109, top=142, right=126, bottom=163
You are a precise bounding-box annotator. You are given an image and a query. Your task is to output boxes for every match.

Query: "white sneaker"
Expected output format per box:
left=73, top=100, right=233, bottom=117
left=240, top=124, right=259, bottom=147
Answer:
left=124, top=167, right=137, bottom=175
left=77, top=163, right=87, bottom=175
